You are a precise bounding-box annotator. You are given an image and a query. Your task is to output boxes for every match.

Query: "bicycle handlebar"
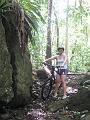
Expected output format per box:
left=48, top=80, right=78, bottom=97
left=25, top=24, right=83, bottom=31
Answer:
left=43, top=62, right=61, bottom=69
left=43, top=62, right=51, bottom=66
left=42, top=62, right=55, bottom=70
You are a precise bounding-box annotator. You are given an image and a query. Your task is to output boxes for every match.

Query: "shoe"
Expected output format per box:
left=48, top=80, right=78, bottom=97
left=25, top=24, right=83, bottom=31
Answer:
left=52, top=95, right=58, bottom=100
left=62, top=95, right=67, bottom=99
left=53, top=93, right=57, bottom=98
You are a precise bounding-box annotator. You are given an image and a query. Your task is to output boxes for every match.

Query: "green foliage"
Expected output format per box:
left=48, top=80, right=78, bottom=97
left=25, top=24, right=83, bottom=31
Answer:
left=64, top=3, right=90, bottom=72
left=28, top=27, right=46, bottom=68
left=19, top=0, right=45, bottom=45
left=18, top=0, right=90, bottom=72
left=0, top=0, right=12, bottom=34
left=28, top=42, right=44, bottom=69
left=69, top=43, right=90, bottom=72
left=35, top=0, right=48, bottom=4
left=0, top=0, right=11, bottom=11
left=20, top=0, right=47, bottom=68
left=68, top=5, right=90, bottom=23
left=0, top=0, right=11, bottom=14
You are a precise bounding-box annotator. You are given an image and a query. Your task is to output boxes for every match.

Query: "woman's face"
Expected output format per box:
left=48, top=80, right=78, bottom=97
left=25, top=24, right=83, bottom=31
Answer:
left=58, top=49, right=64, bottom=55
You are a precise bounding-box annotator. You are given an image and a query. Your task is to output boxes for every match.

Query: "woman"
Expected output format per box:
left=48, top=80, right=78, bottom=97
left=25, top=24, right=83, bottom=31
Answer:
left=44, top=47, right=67, bottom=99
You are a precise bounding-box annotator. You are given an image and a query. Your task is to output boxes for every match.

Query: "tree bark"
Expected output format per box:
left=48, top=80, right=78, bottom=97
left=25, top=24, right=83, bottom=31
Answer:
left=0, top=2, right=32, bottom=106
left=46, top=0, right=53, bottom=63
left=65, top=0, right=69, bottom=64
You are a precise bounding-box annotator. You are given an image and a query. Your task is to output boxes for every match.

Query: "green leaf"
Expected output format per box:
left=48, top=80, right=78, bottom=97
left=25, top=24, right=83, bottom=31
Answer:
left=25, top=12, right=38, bottom=32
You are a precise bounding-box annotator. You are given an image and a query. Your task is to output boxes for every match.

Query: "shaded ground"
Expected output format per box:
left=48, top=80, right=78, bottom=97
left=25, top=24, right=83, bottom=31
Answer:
left=0, top=73, right=90, bottom=120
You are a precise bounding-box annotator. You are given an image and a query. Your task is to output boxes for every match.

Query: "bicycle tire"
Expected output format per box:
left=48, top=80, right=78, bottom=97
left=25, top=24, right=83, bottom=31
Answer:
left=41, top=77, right=53, bottom=100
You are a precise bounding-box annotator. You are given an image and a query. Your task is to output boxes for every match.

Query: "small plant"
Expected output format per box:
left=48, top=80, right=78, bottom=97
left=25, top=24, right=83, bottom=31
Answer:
left=0, top=0, right=11, bottom=13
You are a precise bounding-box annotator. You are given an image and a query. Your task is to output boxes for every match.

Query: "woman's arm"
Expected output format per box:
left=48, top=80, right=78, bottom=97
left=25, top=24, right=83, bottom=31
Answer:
left=44, top=55, right=58, bottom=62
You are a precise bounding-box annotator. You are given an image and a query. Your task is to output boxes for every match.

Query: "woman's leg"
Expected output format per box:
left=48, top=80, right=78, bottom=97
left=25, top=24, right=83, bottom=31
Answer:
left=61, top=75, right=67, bottom=97
left=54, top=74, right=61, bottom=97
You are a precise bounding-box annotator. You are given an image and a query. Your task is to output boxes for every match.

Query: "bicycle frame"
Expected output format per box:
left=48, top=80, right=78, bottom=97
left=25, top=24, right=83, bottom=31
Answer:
left=41, top=62, right=63, bottom=100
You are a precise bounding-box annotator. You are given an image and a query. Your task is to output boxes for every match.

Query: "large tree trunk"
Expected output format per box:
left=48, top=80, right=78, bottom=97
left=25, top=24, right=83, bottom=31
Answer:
left=46, top=0, right=53, bottom=63
left=0, top=4, right=32, bottom=107
left=53, top=6, right=59, bottom=49
left=54, top=13, right=59, bottom=48
left=65, top=0, right=69, bottom=64
left=0, top=18, right=13, bottom=103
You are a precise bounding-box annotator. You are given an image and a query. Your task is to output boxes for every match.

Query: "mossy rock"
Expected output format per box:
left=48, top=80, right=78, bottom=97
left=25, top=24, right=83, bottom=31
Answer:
left=0, top=10, right=32, bottom=106
left=46, top=99, right=67, bottom=112
left=58, top=115, right=72, bottom=120
left=85, top=113, right=90, bottom=120
left=0, top=20, right=13, bottom=102
left=36, top=69, right=48, bottom=79
left=67, top=88, right=90, bottom=111
left=15, top=49, right=32, bottom=98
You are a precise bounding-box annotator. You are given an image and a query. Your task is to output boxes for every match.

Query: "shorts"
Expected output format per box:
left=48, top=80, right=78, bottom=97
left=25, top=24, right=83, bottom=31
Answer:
left=56, top=68, right=67, bottom=75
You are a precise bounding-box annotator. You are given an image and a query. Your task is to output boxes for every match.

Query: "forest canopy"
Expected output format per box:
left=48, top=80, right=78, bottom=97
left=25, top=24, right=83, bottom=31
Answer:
left=27, top=0, right=90, bottom=73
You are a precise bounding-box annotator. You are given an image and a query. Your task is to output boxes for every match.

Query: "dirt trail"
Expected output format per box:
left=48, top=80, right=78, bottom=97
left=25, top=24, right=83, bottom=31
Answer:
left=0, top=74, right=89, bottom=120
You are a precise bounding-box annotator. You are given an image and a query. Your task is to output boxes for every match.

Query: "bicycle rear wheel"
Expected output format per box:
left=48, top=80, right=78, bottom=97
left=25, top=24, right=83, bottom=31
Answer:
left=41, top=77, right=53, bottom=100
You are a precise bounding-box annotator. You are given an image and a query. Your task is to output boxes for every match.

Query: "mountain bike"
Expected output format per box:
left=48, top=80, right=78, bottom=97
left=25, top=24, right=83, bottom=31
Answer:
left=41, top=62, right=62, bottom=100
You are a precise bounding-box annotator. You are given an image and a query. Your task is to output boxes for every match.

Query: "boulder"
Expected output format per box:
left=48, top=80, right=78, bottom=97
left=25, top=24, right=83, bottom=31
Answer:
left=0, top=20, right=13, bottom=102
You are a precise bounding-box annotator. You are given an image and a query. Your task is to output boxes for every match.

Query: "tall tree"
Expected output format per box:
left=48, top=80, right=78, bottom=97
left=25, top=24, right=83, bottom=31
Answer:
left=54, top=7, right=59, bottom=48
left=46, top=0, right=53, bottom=61
left=65, top=0, right=69, bottom=64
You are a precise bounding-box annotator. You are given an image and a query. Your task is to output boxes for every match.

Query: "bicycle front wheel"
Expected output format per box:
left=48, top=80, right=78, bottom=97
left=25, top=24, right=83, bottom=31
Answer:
left=41, top=77, right=53, bottom=100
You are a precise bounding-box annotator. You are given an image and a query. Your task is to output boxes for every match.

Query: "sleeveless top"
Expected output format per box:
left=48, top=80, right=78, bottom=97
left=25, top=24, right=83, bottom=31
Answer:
left=56, top=56, right=67, bottom=69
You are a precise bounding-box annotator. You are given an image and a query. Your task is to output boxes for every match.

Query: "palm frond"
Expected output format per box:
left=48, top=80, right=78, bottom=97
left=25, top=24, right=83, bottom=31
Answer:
left=0, top=0, right=11, bottom=12
left=17, top=0, right=45, bottom=45
left=24, top=12, right=38, bottom=32
left=19, top=0, right=45, bottom=23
